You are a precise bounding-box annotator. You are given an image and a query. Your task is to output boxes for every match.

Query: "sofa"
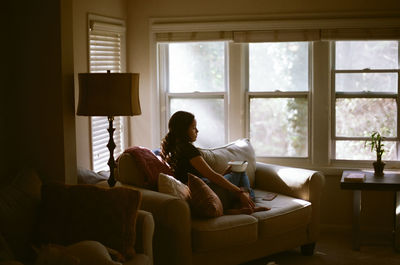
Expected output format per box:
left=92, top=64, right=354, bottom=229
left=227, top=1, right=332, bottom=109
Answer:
left=114, top=139, right=325, bottom=265
left=0, top=168, right=154, bottom=265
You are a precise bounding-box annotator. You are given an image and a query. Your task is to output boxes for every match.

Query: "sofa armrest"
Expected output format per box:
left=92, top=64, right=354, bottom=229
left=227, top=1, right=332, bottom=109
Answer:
left=255, top=162, right=324, bottom=201
left=116, top=183, right=192, bottom=265
left=135, top=210, right=154, bottom=263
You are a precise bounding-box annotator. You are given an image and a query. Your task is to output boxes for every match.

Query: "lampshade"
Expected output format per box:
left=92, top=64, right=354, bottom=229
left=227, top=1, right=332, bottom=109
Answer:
left=77, top=73, right=141, bottom=116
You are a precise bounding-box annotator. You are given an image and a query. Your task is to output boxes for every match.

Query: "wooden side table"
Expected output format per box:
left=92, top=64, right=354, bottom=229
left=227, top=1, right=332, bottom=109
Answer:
left=340, top=170, right=400, bottom=252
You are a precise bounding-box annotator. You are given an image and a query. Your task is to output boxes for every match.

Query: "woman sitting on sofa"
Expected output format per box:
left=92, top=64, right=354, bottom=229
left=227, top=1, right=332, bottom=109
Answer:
left=160, top=110, right=266, bottom=214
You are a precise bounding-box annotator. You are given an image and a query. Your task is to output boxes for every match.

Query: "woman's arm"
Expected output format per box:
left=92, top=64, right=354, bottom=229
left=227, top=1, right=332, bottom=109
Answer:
left=190, top=156, right=255, bottom=209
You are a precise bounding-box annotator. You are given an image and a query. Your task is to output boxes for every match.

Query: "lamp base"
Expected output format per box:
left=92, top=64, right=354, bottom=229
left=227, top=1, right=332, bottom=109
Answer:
left=107, top=116, right=116, bottom=187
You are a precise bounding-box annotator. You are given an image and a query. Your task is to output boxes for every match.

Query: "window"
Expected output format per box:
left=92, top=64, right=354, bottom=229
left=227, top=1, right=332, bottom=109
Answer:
left=160, top=42, right=227, bottom=148
left=333, top=41, right=399, bottom=160
left=88, top=15, right=127, bottom=171
left=247, top=42, right=310, bottom=157
left=154, top=19, right=400, bottom=170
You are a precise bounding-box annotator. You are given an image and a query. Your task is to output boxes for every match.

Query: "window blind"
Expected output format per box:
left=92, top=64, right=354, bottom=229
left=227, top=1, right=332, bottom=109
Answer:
left=89, top=18, right=126, bottom=172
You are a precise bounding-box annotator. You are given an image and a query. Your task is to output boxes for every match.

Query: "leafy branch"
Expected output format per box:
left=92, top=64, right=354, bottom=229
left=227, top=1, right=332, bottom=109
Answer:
left=365, top=131, right=385, bottom=162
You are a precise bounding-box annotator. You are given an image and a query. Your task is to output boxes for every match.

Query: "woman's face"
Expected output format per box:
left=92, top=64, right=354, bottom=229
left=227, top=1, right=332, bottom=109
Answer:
left=187, top=119, right=198, bottom=142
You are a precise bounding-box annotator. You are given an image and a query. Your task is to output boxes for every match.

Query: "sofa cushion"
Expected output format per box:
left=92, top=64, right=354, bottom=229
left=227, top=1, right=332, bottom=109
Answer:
left=37, top=184, right=141, bottom=260
left=0, top=168, right=42, bottom=262
left=188, top=174, right=223, bottom=218
left=198, top=139, right=256, bottom=187
left=191, top=214, right=258, bottom=252
left=252, top=189, right=311, bottom=238
left=77, top=166, right=108, bottom=184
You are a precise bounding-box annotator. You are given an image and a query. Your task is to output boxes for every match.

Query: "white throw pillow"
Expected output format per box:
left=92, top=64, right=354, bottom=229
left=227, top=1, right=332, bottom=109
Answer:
left=158, top=173, right=191, bottom=200
left=198, top=139, right=256, bottom=187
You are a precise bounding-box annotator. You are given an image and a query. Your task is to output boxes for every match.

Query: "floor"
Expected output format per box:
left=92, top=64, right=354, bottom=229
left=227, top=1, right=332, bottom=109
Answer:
left=242, top=227, right=400, bottom=265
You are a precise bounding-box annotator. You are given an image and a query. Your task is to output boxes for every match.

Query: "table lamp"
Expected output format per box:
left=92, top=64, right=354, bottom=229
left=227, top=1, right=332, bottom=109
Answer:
left=77, top=71, right=141, bottom=187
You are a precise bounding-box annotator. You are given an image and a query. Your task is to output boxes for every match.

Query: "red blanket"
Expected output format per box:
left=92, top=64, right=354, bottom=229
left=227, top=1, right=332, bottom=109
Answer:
left=122, top=146, right=174, bottom=189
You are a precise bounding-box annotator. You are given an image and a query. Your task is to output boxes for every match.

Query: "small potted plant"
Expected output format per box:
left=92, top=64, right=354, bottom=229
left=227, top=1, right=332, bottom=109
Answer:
left=365, top=131, right=385, bottom=176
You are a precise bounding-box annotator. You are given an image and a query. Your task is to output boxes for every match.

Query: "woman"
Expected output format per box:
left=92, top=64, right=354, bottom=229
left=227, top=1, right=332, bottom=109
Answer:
left=161, top=111, right=265, bottom=214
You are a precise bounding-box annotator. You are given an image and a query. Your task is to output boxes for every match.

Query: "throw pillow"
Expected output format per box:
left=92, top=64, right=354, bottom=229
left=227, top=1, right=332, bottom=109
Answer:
left=158, top=173, right=190, bottom=200
left=0, top=232, right=14, bottom=261
left=120, top=146, right=174, bottom=190
left=36, top=184, right=141, bottom=260
left=34, top=241, right=122, bottom=265
left=199, top=138, right=257, bottom=187
left=0, top=168, right=42, bottom=262
left=187, top=173, right=223, bottom=218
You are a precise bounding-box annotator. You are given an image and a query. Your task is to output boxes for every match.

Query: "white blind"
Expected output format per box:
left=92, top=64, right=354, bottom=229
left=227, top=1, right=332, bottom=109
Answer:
left=89, top=19, right=126, bottom=172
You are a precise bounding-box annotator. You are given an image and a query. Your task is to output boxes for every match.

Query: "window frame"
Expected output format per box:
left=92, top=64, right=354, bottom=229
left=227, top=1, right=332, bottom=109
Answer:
left=158, top=41, right=229, bottom=147
left=151, top=15, right=400, bottom=173
left=331, top=41, right=400, bottom=163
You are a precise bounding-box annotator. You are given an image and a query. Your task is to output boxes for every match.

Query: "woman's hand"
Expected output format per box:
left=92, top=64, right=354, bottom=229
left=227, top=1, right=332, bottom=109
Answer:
left=222, top=165, right=232, bottom=175
left=238, top=190, right=255, bottom=209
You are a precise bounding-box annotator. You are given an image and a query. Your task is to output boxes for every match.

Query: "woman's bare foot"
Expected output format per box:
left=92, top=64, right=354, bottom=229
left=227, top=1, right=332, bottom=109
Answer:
left=253, top=206, right=270, bottom=212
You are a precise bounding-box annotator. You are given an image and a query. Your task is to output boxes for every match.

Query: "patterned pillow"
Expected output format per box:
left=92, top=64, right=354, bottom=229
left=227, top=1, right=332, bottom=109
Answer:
left=158, top=173, right=190, bottom=200
left=188, top=174, right=223, bottom=218
left=118, top=146, right=174, bottom=190
left=37, top=184, right=141, bottom=260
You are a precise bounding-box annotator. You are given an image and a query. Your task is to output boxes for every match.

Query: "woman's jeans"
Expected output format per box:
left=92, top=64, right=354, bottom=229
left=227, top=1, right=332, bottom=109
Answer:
left=205, top=171, right=255, bottom=210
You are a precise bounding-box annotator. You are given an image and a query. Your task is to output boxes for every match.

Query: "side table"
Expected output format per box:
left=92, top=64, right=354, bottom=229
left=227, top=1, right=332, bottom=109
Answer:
left=340, top=170, right=400, bottom=251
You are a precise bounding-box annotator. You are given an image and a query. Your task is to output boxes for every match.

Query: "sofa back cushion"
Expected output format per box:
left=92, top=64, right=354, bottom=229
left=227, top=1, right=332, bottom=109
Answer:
left=198, top=139, right=256, bottom=187
left=37, top=184, right=141, bottom=260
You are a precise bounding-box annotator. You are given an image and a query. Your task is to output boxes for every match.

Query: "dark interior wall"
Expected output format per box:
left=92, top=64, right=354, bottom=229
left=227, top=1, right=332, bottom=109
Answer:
left=4, top=0, right=76, bottom=183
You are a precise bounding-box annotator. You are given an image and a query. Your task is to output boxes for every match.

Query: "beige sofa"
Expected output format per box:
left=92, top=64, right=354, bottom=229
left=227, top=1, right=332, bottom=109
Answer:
left=115, top=139, right=325, bottom=265
left=0, top=169, right=154, bottom=265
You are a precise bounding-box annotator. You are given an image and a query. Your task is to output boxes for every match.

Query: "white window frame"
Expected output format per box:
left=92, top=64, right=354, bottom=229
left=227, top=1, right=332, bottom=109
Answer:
left=158, top=42, right=229, bottom=146
left=331, top=41, right=400, bottom=164
left=87, top=14, right=129, bottom=172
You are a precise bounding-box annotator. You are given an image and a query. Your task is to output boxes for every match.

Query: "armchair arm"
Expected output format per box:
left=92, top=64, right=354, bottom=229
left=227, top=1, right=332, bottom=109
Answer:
left=117, top=183, right=192, bottom=265
left=135, top=210, right=154, bottom=262
left=255, top=162, right=325, bottom=242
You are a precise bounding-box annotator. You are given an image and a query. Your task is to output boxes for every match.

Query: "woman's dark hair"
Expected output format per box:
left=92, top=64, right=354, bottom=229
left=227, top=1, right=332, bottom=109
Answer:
left=161, top=111, right=195, bottom=171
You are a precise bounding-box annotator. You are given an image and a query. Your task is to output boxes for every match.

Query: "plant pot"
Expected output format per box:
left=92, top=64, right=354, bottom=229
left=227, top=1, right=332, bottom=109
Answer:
left=373, top=161, right=385, bottom=176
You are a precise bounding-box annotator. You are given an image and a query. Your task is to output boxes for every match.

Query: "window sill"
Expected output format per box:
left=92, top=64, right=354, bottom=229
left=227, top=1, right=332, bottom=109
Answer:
left=256, top=157, right=400, bottom=176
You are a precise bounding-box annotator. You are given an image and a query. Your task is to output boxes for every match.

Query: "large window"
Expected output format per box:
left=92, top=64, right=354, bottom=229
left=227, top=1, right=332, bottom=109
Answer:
left=248, top=42, right=310, bottom=157
left=88, top=15, right=127, bottom=172
left=160, top=42, right=227, bottom=148
left=156, top=32, right=400, bottom=169
left=333, top=41, right=399, bottom=160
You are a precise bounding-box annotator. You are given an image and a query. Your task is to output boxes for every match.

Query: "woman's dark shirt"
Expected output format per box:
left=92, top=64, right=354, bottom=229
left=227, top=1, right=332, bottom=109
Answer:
left=175, top=142, right=202, bottom=184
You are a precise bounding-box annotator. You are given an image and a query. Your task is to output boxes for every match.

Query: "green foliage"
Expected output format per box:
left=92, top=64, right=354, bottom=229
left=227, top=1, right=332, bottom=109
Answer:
left=365, top=131, right=385, bottom=162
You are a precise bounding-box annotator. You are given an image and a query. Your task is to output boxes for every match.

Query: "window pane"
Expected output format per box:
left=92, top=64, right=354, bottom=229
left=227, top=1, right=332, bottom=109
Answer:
left=170, top=98, right=224, bottom=148
left=249, top=42, right=309, bottom=92
left=336, top=73, right=397, bottom=93
left=336, top=41, right=398, bottom=70
left=169, top=42, right=225, bottom=92
left=336, top=140, right=397, bottom=160
left=336, top=98, right=397, bottom=137
left=250, top=98, right=308, bottom=157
